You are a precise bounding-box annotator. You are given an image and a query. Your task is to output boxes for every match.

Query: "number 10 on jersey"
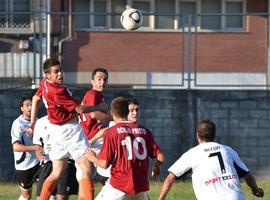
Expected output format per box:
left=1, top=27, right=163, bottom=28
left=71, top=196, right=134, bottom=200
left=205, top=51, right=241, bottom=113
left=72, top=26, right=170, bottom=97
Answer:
left=121, top=136, right=147, bottom=160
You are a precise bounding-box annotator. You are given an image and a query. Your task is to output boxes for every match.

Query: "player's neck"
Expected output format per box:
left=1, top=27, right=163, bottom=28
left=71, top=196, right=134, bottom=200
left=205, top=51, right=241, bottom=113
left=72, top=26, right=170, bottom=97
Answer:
left=46, top=79, right=60, bottom=85
left=22, top=114, right=30, bottom=121
left=114, top=117, right=128, bottom=123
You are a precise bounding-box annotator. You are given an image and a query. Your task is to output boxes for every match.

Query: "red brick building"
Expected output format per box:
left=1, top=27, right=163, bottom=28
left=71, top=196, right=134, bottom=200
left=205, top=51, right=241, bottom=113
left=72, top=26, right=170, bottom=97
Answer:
left=0, top=0, right=268, bottom=87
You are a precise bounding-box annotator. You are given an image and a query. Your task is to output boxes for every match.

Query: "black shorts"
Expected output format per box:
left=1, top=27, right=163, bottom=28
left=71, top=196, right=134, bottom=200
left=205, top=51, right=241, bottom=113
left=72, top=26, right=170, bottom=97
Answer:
left=36, top=160, right=79, bottom=196
left=94, top=173, right=109, bottom=185
left=16, top=163, right=40, bottom=190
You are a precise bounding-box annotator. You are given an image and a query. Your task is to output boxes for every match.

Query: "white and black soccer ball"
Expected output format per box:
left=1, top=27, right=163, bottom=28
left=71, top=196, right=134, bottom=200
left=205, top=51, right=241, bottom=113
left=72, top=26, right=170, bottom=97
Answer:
left=120, top=8, right=143, bottom=30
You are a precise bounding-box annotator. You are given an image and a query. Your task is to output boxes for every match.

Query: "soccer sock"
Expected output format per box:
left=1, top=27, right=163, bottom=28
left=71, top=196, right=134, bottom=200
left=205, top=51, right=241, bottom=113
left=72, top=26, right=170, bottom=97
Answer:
left=18, top=195, right=28, bottom=200
left=79, top=178, right=94, bottom=200
left=39, top=180, right=56, bottom=200
left=77, top=197, right=85, bottom=200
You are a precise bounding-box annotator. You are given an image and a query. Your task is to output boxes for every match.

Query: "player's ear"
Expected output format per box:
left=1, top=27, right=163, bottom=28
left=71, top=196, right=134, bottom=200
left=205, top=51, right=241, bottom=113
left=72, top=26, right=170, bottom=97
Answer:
left=44, top=72, right=50, bottom=80
left=196, top=132, right=200, bottom=142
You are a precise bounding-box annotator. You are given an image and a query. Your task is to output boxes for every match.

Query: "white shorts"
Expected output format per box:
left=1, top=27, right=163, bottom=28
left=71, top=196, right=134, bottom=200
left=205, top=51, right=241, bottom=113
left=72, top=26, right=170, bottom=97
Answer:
left=95, top=181, right=148, bottom=200
left=47, top=118, right=89, bottom=161
left=75, top=138, right=111, bottom=181
left=90, top=138, right=111, bottom=178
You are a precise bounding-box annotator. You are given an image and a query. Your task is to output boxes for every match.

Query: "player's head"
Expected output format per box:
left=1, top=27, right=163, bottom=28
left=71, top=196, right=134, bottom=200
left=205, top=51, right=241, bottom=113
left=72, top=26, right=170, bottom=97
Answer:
left=20, top=96, right=32, bottom=119
left=91, top=67, right=108, bottom=92
left=128, top=98, right=140, bottom=123
left=43, top=58, right=63, bottom=84
left=111, top=97, right=129, bottom=121
left=196, top=120, right=216, bottom=142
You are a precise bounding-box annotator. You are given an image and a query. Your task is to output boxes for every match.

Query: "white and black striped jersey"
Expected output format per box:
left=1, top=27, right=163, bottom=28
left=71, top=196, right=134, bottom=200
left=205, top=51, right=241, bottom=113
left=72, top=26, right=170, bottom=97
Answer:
left=168, top=142, right=249, bottom=200
left=11, top=115, right=39, bottom=170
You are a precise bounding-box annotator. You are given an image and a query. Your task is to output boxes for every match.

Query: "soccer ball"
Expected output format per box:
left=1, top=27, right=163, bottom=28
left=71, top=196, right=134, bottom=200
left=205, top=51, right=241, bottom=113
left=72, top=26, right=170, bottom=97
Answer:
left=120, top=8, right=143, bottom=30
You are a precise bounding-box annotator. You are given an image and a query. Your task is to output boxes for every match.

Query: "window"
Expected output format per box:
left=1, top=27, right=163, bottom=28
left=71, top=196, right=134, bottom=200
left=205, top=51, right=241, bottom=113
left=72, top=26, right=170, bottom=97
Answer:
left=225, top=1, right=243, bottom=28
left=155, top=0, right=175, bottom=29
left=201, top=0, right=222, bottom=29
left=74, top=0, right=126, bottom=29
left=74, top=0, right=110, bottom=29
left=177, top=0, right=245, bottom=31
left=176, top=0, right=197, bottom=29
left=73, top=0, right=245, bottom=31
left=111, top=0, right=126, bottom=28
left=0, top=0, right=31, bottom=30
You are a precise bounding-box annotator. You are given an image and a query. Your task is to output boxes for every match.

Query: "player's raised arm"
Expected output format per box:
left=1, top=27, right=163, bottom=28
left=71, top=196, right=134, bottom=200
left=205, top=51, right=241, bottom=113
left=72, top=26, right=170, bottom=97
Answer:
left=25, top=94, right=42, bottom=135
left=244, top=173, right=264, bottom=197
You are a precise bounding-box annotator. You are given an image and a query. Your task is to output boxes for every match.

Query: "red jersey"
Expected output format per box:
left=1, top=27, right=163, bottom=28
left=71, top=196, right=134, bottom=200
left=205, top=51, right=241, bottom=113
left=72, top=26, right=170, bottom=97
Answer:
left=35, top=79, right=79, bottom=124
left=98, top=121, right=162, bottom=195
left=80, top=90, right=104, bottom=140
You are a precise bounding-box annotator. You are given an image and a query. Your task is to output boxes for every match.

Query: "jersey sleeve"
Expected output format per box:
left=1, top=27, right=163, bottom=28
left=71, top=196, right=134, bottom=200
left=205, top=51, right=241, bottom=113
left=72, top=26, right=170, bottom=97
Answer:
left=35, top=85, right=43, bottom=98
left=168, top=150, right=192, bottom=177
left=11, top=121, right=22, bottom=144
left=229, top=147, right=249, bottom=178
left=97, top=129, right=115, bottom=162
left=55, top=87, right=78, bottom=112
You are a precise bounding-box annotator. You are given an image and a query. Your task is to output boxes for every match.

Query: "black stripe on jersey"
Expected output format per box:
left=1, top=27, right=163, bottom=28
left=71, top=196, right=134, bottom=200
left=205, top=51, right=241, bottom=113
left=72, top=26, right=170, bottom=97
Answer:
left=233, top=162, right=249, bottom=179
left=176, top=168, right=192, bottom=180
left=16, top=136, right=26, bottom=164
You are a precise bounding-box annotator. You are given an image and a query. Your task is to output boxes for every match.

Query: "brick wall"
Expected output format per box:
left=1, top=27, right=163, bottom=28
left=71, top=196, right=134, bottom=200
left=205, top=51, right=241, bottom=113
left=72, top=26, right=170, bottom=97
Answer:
left=0, top=89, right=270, bottom=181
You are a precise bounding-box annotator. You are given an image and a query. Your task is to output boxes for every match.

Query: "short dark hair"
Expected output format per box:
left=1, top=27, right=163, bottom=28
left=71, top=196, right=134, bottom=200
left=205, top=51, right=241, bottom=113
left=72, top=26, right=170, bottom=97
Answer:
left=111, top=97, right=129, bottom=118
left=20, top=96, right=32, bottom=107
left=92, top=67, right=108, bottom=80
left=197, top=120, right=216, bottom=142
left=128, top=98, right=139, bottom=106
left=43, top=58, right=60, bottom=74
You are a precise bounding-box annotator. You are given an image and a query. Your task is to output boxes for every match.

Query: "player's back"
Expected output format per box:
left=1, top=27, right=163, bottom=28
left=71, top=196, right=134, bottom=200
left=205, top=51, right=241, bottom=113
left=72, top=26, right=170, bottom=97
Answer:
left=189, top=142, right=247, bottom=200
left=99, top=121, right=161, bottom=195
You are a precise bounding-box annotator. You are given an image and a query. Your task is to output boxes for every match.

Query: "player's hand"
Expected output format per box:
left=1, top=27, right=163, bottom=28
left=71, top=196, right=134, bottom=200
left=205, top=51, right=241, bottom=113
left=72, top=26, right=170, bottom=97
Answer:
left=252, top=188, right=264, bottom=197
left=151, top=165, right=161, bottom=180
left=85, top=148, right=97, bottom=162
left=35, top=145, right=46, bottom=161
left=25, top=122, right=34, bottom=135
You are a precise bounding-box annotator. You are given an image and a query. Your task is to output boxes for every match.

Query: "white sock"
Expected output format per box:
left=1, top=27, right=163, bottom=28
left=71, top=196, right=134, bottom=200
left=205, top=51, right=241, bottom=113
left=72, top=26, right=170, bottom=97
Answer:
left=18, top=195, right=28, bottom=200
left=49, top=195, right=56, bottom=200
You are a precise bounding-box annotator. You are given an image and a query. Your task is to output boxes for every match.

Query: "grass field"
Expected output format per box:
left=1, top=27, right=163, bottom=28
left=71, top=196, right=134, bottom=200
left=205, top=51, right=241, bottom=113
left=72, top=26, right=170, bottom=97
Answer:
left=0, top=180, right=269, bottom=200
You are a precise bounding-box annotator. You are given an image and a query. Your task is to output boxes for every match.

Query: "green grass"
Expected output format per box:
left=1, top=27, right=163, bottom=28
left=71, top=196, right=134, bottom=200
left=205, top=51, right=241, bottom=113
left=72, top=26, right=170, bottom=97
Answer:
left=0, top=180, right=269, bottom=199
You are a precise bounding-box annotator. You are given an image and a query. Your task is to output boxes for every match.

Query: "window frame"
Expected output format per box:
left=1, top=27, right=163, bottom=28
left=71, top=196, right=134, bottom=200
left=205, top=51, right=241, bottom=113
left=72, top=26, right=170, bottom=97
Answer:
left=222, top=0, right=246, bottom=31
left=175, top=0, right=200, bottom=31
left=175, top=0, right=245, bottom=32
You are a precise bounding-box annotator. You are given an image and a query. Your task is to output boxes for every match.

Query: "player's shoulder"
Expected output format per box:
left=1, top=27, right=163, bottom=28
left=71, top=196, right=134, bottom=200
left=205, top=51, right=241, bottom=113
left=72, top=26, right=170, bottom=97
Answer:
left=11, top=116, right=22, bottom=129
left=14, top=115, right=28, bottom=125
left=83, top=89, right=98, bottom=100
left=86, top=89, right=99, bottom=95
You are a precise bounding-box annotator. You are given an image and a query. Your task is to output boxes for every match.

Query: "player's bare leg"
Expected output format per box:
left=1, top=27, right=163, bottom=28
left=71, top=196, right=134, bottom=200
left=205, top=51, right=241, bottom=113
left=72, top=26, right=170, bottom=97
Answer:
left=39, top=159, right=68, bottom=200
left=76, top=156, right=94, bottom=200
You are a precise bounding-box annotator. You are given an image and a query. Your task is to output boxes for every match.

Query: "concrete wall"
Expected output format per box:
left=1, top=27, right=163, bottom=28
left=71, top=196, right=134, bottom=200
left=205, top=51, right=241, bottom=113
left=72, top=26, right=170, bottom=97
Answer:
left=0, top=89, right=270, bottom=181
